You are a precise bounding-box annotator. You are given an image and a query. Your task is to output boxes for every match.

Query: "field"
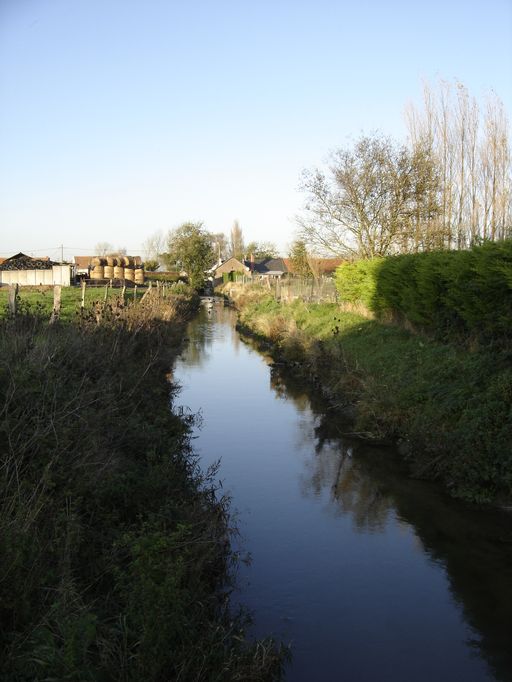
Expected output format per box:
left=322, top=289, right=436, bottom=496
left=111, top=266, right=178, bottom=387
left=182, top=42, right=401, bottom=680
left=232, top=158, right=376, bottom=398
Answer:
left=0, top=283, right=146, bottom=321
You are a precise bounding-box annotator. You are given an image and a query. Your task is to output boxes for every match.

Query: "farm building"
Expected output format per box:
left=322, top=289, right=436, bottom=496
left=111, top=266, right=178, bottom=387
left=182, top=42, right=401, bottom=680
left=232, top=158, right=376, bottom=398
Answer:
left=0, top=253, right=73, bottom=287
left=74, top=255, right=94, bottom=276
left=212, top=256, right=289, bottom=285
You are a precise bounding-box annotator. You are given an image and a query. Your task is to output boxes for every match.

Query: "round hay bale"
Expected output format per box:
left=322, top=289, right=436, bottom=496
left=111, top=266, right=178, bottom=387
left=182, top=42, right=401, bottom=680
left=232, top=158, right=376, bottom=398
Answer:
left=124, top=268, right=135, bottom=281
left=106, top=256, right=118, bottom=267
left=91, top=266, right=104, bottom=279
left=119, top=256, right=129, bottom=267
left=114, top=266, right=124, bottom=279
left=91, top=257, right=101, bottom=266
left=104, top=265, right=115, bottom=279
left=134, top=268, right=145, bottom=283
left=125, top=256, right=134, bottom=267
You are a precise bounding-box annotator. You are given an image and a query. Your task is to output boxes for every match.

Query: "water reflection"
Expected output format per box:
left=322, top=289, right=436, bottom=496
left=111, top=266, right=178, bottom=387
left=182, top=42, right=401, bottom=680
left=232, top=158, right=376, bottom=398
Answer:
left=176, top=306, right=512, bottom=682
left=267, top=359, right=512, bottom=681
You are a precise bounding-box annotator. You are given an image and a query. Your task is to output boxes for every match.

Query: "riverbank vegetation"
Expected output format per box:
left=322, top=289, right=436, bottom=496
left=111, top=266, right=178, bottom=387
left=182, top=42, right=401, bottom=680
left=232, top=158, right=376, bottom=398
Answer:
left=0, top=290, right=285, bottom=680
left=224, top=270, right=512, bottom=505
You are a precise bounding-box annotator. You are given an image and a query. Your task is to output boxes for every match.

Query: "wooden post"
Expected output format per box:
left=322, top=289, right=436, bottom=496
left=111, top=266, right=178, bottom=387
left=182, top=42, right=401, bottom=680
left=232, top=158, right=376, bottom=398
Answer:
left=50, top=285, right=61, bottom=324
left=8, top=283, right=18, bottom=316
left=121, top=284, right=126, bottom=302
left=81, top=279, right=86, bottom=312
left=134, top=284, right=137, bottom=303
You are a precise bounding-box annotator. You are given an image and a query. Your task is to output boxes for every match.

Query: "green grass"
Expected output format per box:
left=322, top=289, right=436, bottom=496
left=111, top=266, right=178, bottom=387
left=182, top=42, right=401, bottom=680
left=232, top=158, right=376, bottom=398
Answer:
left=235, top=292, right=512, bottom=504
left=0, top=285, right=147, bottom=321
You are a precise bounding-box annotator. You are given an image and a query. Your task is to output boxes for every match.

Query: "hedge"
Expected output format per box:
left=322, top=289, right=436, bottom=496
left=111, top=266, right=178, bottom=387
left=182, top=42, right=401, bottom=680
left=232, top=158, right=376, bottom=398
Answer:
left=335, top=240, right=512, bottom=342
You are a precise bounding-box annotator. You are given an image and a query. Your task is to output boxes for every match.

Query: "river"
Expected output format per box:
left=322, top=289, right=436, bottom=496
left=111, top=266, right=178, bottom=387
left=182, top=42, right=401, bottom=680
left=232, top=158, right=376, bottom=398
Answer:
left=172, top=301, right=512, bottom=682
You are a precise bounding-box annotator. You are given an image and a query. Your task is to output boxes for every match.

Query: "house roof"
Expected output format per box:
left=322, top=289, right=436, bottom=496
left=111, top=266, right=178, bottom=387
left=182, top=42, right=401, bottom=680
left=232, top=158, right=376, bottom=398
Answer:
left=213, top=257, right=249, bottom=273
left=245, top=257, right=288, bottom=274
left=283, top=257, right=344, bottom=274
left=0, top=253, right=57, bottom=271
left=74, top=256, right=94, bottom=268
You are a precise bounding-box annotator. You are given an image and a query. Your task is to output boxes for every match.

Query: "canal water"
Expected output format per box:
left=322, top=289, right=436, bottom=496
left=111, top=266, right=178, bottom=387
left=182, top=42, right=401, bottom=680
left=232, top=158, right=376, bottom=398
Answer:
left=173, top=301, right=512, bottom=682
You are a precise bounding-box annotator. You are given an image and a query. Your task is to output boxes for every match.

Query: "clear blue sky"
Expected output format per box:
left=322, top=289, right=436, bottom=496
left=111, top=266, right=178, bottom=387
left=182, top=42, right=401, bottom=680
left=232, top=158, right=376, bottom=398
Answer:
left=1, top=0, right=511, bottom=259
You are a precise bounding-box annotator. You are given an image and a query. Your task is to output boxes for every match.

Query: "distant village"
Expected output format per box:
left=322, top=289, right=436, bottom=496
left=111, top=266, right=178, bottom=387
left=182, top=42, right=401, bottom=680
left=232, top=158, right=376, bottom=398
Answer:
left=0, top=251, right=343, bottom=288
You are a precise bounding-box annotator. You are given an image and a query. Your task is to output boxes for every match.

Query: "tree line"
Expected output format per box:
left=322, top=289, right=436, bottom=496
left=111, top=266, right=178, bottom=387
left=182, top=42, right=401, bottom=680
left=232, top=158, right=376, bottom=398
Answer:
left=299, top=79, right=511, bottom=259
left=141, top=220, right=281, bottom=288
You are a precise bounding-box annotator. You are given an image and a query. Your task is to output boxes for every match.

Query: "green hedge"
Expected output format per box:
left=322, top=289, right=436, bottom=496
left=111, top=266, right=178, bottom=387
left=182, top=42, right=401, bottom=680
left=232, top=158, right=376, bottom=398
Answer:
left=336, top=240, right=512, bottom=342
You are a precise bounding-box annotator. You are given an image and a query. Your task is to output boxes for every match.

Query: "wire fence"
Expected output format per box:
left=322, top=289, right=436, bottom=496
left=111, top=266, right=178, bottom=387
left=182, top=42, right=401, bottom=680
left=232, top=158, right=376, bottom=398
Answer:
left=228, top=275, right=338, bottom=304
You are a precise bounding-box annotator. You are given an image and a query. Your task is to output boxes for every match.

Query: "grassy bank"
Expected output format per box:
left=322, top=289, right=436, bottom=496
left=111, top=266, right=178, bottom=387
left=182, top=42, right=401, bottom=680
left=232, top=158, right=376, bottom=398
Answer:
left=0, top=290, right=285, bottom=680
left=224, top=283, right=512, bottom=505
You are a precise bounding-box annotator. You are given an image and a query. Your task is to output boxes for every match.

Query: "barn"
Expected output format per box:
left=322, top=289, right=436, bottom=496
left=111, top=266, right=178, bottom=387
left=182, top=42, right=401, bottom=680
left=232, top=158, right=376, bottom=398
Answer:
left=0, top=253, right=73, bottom=287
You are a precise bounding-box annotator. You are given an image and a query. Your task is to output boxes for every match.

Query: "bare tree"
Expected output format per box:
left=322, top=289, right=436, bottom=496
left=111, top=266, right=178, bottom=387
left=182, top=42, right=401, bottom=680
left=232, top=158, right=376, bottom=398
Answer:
left=211, top=232, right=229, bottom=263
left=406, top=78, right=511, bottom=247
left=142, top=231, right=165, bottom=262
left=229, top=221, right=245, bottom=260
left=298, top=133, right=438, bottom=258
left=94, top=241, right=113, bottom=256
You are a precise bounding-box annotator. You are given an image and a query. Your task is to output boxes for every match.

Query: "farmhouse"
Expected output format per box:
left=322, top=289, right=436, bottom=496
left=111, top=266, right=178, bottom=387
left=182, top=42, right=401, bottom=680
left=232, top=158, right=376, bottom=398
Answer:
left=212, top=256, right=289, bottom=285
left=212, top=257, right=251, bottom=284
left=0, top=253, right=73, bottom=287
left=251, top=257, right=288, bottom=279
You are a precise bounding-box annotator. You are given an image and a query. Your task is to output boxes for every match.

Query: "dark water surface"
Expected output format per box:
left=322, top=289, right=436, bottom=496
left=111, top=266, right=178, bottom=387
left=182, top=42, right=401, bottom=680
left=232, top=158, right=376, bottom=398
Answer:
left=173, top=302, right=512, bottom=682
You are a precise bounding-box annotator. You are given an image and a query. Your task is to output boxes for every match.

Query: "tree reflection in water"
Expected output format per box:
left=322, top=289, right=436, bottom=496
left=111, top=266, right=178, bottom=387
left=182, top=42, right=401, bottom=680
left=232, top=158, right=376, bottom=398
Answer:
left=267, top=360, right=512, bottom=682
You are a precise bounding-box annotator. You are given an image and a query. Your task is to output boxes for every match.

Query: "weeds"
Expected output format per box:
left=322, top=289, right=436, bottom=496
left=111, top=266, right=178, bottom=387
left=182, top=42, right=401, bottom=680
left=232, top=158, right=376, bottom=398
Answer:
left=0, top=292, right=286, bottom=680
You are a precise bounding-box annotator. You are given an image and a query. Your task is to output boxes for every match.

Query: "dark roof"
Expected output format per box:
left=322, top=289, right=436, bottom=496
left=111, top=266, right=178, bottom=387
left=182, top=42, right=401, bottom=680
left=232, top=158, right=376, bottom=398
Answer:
left=0, top=253, right=57, bottom=271
left=244, top=257, right=288, bottom=274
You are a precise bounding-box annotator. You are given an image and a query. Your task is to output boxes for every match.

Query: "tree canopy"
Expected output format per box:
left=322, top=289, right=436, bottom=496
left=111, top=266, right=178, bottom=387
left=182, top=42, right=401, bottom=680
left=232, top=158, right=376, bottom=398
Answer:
left=245, top=241, right=279, bottom=259
left=288, top=239, right=312, bottom=278
left=165, top=222, right=214, bottom=289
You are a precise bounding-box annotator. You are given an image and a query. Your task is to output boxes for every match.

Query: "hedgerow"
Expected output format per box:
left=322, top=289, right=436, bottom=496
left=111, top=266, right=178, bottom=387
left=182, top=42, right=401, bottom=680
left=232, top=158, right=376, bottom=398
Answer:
left=335, top=240, right=512, bottom=343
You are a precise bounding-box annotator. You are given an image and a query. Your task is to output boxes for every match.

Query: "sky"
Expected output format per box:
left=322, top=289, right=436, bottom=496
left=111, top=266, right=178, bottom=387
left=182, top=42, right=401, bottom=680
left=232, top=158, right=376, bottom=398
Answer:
left=1, top=0, right=511, bottom=260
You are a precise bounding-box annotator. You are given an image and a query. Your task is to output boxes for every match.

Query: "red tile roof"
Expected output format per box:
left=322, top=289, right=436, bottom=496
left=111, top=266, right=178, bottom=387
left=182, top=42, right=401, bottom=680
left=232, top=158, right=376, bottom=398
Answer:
left=283, top=257, right=344, bottom=274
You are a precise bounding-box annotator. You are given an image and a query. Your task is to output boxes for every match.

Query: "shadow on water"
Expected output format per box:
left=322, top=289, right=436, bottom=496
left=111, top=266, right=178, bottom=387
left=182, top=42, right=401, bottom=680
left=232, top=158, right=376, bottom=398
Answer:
left=266, top=359, right=512, bottom=681
left=176, top=304, right=512, bottom=681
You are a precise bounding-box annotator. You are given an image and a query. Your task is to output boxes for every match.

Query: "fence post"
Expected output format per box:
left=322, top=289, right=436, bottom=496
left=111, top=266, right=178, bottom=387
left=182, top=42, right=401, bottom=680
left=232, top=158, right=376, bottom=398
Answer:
left=81, top=279, right=86, bottom=313
left=134, top=284, right=137, bottom=303
left=50, top=285, right=61, bottom=324
left=8, top=283, right=18, bottom=316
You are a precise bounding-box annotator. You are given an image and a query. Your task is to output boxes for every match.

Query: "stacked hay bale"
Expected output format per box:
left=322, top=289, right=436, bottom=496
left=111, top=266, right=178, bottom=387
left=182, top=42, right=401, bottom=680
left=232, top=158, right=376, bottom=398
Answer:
left=104, top=256, right=115, bottom=280
left=89, top=254, right=143, bottom=283
left=113, top=264, right=125, bottom=280
left=90, top=257, right=106, bottom=280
